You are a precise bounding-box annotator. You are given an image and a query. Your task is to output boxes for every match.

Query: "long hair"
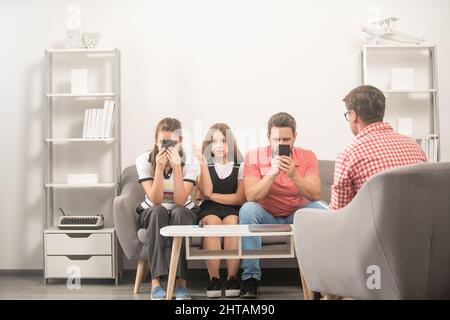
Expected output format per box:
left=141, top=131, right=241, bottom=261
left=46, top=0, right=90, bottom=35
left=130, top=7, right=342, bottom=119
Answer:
left=201, top=123, right=243, bottom=163
left=148, top=117, right=185, bottom=175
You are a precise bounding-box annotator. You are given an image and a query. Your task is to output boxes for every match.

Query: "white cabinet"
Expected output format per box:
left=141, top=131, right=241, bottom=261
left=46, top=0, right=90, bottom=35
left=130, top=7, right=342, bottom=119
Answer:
left=44, top=228, right=118, bottom=283
left=362, top=45, right=440, bottom=162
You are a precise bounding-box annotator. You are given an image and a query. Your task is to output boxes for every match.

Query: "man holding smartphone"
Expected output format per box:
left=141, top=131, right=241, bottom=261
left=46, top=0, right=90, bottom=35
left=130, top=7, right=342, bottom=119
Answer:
left=239, top=112, right=326, bottom=298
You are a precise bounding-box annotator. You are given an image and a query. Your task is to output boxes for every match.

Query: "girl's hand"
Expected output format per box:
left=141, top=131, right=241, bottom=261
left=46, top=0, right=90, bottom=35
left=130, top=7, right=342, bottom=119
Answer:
left=195, top=190, right=210, bottom=201
left=155, top=148, right=168, bottom=169
left=166, top=145, right=182, bottom=168
left=192, top=144, right=207, bottom=165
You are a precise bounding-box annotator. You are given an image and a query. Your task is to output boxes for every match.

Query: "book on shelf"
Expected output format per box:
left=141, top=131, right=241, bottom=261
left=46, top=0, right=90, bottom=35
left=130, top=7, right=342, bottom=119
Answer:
left=416, top=136, right=438, bottom=163
left=428, top=138, right=439, bottom=163
left=82, top=100, right=115, bottom=139
left=433, top=137, right=439, bottom=162
left=91, top=109, right=100, bottom=138
left=104, top=100, right=115, bottom=138
left=99, top=100, right=109, bottom=138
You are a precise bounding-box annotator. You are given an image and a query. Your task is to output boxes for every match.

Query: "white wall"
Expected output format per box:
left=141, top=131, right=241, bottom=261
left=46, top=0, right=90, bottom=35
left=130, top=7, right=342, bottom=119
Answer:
left=1, top=0, right=449, bottom=269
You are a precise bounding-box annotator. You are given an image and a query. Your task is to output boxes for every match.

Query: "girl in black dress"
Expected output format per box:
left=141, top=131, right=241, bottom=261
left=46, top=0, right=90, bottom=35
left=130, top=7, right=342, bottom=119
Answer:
left=194, top=123, right=245, bottom=298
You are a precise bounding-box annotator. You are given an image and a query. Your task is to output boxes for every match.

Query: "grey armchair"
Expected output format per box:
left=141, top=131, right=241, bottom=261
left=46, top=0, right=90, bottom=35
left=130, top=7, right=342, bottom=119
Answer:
left=113, top=166, right=147, bottom=293
left=294, top=163, right=450, bottom=300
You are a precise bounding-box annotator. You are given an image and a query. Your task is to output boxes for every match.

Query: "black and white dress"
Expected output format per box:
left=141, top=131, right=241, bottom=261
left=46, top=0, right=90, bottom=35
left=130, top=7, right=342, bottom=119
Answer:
left=198, top=160, right=244, bottom=221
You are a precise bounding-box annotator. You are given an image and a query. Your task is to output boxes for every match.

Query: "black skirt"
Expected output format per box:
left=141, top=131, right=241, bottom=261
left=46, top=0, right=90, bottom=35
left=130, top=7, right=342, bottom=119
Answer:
left=197, top=201, right=240, bottom=222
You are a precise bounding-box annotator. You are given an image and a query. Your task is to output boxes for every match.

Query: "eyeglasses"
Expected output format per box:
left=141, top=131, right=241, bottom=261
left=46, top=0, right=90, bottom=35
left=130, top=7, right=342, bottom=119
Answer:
left=344, top=111, right=352, bottom=121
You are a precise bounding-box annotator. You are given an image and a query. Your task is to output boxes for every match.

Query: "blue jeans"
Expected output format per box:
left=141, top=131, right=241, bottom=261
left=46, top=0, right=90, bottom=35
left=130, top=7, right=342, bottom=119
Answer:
left=239, top=201, right=328, bottom=281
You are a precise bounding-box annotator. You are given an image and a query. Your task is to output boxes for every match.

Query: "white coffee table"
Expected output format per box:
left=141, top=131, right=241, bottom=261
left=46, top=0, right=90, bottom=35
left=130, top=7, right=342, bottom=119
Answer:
left=160, top=224, right=301, bottom=300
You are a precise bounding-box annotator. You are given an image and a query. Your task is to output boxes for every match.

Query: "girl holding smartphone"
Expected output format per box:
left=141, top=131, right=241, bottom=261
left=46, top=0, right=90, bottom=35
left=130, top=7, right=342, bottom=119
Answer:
left=135, top=117, right=199, bottom=300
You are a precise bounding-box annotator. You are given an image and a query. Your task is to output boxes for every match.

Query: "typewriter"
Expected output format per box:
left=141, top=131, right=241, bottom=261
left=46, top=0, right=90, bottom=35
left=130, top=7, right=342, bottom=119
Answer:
left=57, top=209, right=104, bottom=230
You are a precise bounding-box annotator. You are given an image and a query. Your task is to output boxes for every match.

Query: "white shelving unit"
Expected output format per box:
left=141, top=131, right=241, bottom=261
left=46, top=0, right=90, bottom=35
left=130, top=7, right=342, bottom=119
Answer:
left=362, top=44, right=440, bottom=162
left=44, top=48, right=122, bottom=284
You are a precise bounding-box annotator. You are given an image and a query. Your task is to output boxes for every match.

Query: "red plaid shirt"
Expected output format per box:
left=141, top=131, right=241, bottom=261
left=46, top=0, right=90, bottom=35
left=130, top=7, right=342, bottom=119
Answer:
left=330, top=122, right=427, bottom=210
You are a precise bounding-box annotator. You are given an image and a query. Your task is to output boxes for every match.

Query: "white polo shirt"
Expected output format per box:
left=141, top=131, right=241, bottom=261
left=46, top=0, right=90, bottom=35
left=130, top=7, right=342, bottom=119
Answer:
left=136, top=151, right=200, bottom=210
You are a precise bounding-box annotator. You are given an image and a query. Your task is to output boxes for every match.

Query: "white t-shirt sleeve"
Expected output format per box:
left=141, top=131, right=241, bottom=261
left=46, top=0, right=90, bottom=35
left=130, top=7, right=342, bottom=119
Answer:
left=136, top=151, right=153, bottom=183
left=182, top=153, right=200, bottom=185
left=238, top=162, right=244, bottom=180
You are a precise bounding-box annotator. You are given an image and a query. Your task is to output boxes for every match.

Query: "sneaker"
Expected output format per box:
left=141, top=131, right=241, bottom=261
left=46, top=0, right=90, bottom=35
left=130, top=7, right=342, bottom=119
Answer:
left=240, top=278, right=260, bottom=299
left=174, top=286, right=192, bottom=300
left=150, top=285, right=166, bottom=300
left=206, top=277, right=222, bottom=298
left=225, top=277, right=240, bottom=298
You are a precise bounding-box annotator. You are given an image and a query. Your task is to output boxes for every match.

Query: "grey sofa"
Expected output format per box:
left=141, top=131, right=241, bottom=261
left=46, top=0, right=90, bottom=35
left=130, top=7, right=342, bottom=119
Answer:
left=294, top=163, right=450, bottom=300
left=113, top=160, right=335, bottom=292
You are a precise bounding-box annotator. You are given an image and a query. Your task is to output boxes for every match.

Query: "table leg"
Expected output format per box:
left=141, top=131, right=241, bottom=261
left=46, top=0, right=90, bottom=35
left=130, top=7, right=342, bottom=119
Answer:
left=166, top=236, right=182, bottom=300
left=300, top=270, right=314, bottom=300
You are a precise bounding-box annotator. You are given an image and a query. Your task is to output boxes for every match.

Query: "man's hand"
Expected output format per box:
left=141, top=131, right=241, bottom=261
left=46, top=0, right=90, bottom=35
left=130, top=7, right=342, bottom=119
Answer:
left=279, top=156, right=296, bottom=178
left=268, top=156, right=281, bottom=176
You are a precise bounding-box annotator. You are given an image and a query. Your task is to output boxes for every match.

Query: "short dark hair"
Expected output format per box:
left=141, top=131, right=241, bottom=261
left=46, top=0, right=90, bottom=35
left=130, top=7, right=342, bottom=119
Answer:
left=343, top=85, right=386, bottom=124
left=267, top=112, right=296, bottom=135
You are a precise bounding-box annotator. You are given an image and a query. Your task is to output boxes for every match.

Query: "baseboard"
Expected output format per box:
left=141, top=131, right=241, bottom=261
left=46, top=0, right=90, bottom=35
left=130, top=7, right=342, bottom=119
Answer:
left=0, top=269, right=43, bottom=276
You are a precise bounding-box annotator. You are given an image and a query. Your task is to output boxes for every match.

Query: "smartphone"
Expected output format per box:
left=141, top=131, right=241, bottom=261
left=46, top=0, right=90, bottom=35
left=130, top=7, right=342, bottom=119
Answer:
left=278, top=144, right=291, bottom=157
left=162, top=139, right=177, bottom=149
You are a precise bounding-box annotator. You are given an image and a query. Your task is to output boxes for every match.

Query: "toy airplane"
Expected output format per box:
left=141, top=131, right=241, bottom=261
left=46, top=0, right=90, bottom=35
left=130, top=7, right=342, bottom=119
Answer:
left=361, top=17, right=425, bottom=45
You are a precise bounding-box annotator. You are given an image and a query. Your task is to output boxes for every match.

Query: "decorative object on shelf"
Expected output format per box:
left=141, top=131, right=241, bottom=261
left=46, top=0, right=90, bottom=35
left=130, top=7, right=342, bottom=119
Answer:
left=70, top=69, right=88, bottom=94
left=67, top=173, right=99, bottom=184
left=82, top=32, right=102, bottom=49
left=390, top=68, right=415, bottom=90
left=65, top=5, right=83, bottom=49
left=360, top=7, right=424, bottom=45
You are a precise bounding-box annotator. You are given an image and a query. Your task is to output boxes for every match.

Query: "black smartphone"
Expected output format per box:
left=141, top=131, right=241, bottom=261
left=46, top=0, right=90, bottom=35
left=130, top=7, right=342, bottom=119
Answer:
left=278, top=144, right=291, bottom=157
left=162, top=139, right=177, bottom=149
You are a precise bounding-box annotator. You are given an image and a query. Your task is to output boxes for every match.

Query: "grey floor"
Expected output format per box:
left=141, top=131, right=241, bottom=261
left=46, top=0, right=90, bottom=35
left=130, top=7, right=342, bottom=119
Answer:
left=0, top=269, right=305, bottom=300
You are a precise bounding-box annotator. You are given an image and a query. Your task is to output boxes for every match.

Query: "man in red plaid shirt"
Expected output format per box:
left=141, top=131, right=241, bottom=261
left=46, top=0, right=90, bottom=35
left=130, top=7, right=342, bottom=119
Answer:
left=330, top=85, right=427, bottom=211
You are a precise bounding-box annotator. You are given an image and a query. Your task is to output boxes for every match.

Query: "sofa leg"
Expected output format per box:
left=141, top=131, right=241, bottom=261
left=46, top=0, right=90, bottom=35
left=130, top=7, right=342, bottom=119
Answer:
left=134, top=259, right=148, bottom=294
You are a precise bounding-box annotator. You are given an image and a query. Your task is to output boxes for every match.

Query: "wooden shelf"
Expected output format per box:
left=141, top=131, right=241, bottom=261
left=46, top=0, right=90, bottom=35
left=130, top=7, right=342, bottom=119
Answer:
left=45, top=138, right=116, bottom=143
left=45, top=183, right=116, bottom=189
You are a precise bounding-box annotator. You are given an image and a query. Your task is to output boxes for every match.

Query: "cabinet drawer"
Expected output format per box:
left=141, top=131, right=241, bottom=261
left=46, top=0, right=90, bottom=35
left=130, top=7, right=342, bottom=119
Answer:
left=46, top=255, right=113, bottom=278
left=45, top=233, right=112, bottom=255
